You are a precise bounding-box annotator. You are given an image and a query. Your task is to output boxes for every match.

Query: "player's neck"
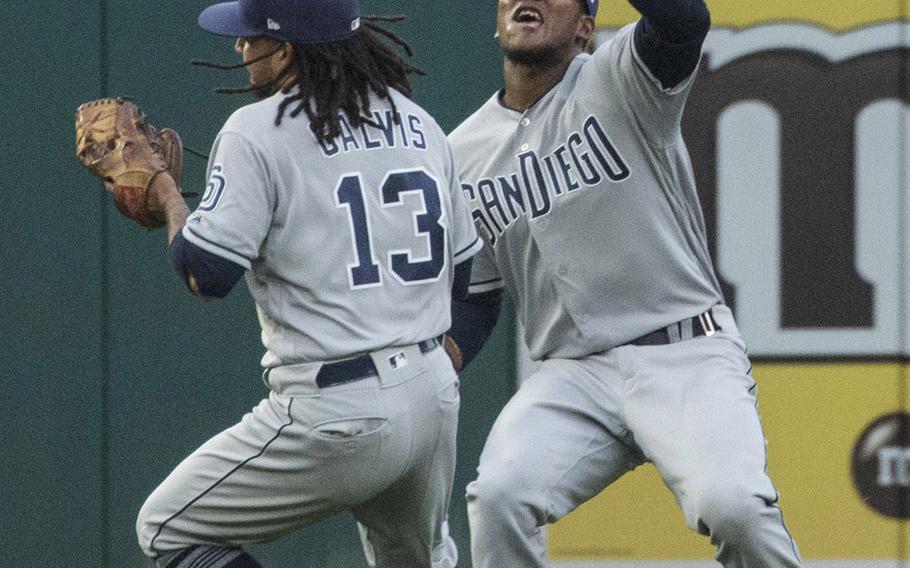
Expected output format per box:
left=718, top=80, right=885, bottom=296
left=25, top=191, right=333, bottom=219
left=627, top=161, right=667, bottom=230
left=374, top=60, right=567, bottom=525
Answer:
left=278, top=68, right=300, bottom=92
left=501, top=50, right=580, bottom=112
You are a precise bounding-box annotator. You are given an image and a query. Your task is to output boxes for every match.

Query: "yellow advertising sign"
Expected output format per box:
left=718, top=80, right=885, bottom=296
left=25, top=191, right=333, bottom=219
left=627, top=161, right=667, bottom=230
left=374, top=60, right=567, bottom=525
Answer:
left=597, top=0, right=906, bottom=30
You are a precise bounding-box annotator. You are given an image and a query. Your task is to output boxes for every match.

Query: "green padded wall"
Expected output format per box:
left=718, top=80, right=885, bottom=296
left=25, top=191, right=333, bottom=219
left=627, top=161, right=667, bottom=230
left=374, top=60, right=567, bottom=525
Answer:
left=1, top=4, right=105, bottom=566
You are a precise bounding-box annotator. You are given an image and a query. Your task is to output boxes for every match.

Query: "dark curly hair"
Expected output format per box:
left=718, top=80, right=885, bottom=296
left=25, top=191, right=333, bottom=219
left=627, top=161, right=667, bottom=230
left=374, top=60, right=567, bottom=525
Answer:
left=276, top=16, right=424, bottom=143
left=200, top=16, right=424, bottom=145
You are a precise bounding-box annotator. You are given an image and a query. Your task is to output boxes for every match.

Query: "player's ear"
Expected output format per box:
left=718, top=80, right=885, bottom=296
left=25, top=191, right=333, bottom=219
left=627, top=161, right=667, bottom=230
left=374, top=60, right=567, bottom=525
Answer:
left=576, top=14, right=595, bottom=44
left=279, top=41, right=294, bottom=60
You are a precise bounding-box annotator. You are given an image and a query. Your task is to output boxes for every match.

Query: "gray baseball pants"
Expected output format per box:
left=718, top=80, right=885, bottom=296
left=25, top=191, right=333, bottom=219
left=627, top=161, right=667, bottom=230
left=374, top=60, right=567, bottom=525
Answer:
left=467, top=306, right=801, bottom=567
left=137, top=342, right=459, bottom=568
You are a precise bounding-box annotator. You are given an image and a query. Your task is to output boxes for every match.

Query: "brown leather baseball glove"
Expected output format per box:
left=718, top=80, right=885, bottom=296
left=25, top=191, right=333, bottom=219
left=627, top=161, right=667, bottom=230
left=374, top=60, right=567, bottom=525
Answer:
left=444, top=335, right=464, bottom=373
left=75, top=98, right=183, bottom=228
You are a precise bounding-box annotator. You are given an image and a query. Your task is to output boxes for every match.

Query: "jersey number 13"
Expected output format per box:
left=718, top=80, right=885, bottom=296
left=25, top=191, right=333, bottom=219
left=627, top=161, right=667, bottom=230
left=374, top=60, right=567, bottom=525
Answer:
left=335, top=169, right=445, bottom=289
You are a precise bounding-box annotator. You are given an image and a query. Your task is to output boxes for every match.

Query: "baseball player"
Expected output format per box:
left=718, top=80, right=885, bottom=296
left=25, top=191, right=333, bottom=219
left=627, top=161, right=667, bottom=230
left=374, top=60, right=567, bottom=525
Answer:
left=99, top=1, right=481, bottom=567
left=445, top=0, right=802, bottom=567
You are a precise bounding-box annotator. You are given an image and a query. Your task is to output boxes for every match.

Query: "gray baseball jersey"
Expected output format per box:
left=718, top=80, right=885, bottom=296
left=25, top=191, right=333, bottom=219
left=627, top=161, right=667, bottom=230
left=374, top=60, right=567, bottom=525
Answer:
left=454, top=23, right=800, bottom=568
left=183, top=88, right=481, bottom=366
left=449, top=23, right=722, bottom=361
left=138, top=87, right=477, bottom=568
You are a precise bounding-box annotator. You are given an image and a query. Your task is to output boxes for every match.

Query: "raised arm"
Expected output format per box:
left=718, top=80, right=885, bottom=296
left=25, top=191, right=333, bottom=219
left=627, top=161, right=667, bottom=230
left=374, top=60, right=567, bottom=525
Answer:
left=628, top=0, right=711, bottom=89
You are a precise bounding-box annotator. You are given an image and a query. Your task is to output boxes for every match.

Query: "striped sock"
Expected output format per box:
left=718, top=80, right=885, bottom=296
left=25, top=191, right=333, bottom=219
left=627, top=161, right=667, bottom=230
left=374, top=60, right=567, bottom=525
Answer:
left=158, top=546, right=263, bottom=568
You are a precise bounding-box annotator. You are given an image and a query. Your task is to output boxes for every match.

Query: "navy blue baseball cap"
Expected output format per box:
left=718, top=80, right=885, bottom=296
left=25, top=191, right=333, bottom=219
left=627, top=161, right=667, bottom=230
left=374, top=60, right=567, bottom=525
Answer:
left=585, top=0, right=598, bottom=18
left=198, top=0, right=362, bottom=44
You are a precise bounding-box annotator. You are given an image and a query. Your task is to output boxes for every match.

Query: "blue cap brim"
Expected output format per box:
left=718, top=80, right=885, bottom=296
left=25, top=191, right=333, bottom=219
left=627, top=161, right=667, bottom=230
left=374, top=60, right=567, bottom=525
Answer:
left=198, top=2, right=258, bottom=37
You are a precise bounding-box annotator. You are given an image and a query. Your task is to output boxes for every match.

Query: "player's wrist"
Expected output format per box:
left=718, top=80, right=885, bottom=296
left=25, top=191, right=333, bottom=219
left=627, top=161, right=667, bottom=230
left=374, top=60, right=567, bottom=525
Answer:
left=148, top=172, right=190, bottom=243
left=148, top=173, right=184, bottom=213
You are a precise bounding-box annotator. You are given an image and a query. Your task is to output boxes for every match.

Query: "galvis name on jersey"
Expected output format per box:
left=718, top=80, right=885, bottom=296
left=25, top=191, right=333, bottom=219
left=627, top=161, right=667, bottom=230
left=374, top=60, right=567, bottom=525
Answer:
left=315, top=110, right=428, bottom=157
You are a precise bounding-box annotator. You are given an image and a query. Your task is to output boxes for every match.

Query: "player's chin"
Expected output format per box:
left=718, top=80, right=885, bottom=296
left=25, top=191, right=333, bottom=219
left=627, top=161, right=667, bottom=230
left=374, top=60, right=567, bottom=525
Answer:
left=501, top=42, right=562, bottom=67
left=246, top=78, right=278, bottom=100
left=250, top=84, right=275, bottom=100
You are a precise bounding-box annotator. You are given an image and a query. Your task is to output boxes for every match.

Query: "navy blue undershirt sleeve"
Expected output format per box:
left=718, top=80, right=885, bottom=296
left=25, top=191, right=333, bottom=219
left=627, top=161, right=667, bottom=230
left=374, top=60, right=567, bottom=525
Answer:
left=449, top=289, right=503, bottom=371
left=452, top=258, right=473, bottom=301
left=628, top=0, right=711, bottom=90
left=169, top=232, right=245, bottom=299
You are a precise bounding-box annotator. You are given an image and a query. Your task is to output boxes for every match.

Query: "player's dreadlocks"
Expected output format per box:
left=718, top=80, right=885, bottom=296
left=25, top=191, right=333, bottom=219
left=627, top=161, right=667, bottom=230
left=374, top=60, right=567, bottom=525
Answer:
left=277, top=16, right=425, bottom=144
left=195, top=16, right=424, bottom=145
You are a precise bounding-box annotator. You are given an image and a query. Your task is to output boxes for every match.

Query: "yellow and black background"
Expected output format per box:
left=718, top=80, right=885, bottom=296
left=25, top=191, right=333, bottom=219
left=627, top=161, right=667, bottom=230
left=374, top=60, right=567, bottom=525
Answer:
left=1, top=1, right=907, bottom=567
left=549, top=1, right=910, bottom=566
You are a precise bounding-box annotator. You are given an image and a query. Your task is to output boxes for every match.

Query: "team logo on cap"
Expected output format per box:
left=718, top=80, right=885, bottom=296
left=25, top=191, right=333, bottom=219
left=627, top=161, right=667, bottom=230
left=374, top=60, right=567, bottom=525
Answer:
left=267, top=18, right=281, bottom=31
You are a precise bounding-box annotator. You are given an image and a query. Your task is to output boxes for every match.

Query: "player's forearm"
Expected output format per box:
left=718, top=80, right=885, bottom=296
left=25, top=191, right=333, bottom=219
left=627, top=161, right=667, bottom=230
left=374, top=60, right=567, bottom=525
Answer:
left=627, top=0, right=710, bottom=89
left=449, top=290, right=503, bottom=371
left=149, top=173, right=222, bottom=300
left=627, top=0, right=710, bottom=44
left=148, top=172, right=190, bottom=244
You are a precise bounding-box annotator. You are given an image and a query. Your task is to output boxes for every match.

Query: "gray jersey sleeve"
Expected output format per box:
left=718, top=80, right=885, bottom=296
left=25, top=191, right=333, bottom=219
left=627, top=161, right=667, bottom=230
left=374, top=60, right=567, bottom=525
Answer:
left=466, top=243, right=502, bottom=294
left=182, top=131, right=275, bottom=269
left=447, top=146, right=483, bottom=265
left=591, top=24, right=699, bottom=148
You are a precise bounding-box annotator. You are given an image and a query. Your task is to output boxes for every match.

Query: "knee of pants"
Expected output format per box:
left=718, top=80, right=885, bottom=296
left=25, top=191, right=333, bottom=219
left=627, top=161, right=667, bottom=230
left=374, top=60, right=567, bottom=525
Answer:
left=466, top=470, right=543, bottom=527
left=136, top=493, right=162, bottom=557
left=691, top=483, right=770, bottom=541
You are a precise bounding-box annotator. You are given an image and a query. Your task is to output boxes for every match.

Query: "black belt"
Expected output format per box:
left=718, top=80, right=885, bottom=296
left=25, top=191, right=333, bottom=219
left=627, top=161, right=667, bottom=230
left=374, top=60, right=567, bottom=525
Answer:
left=315, top=336, right=442, bottom=388
left=626, top=310, right=720, bottom=347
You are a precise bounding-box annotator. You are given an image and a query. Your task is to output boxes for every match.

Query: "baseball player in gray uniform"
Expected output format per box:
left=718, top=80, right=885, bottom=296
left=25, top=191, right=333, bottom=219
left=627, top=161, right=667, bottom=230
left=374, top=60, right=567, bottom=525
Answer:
left=446, top=0, right=801, bottom=566
left=133, top=1, right=480, bottom=567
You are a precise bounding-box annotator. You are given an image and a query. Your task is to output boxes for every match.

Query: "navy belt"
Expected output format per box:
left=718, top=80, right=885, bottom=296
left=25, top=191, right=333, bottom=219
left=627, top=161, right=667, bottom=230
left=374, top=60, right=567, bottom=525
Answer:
left=626, top=310, right=720, bottom=347
left=315, top=336, right=443, bottom=388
